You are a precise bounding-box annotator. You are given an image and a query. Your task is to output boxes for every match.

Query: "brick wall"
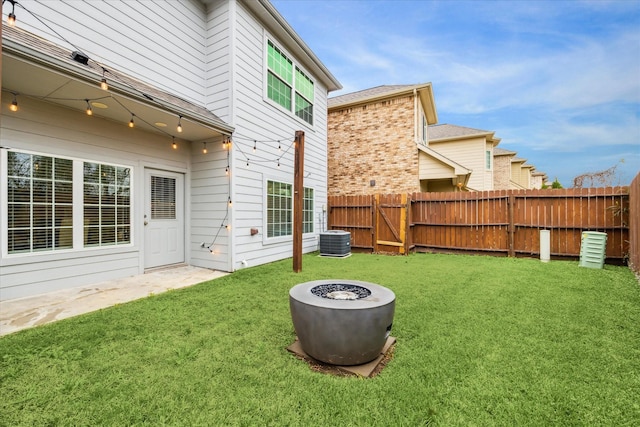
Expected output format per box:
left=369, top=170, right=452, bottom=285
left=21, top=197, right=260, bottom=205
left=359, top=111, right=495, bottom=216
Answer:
left=493, top=155, right=512, bottom=190
left=328, top=95, right=419, bottom=196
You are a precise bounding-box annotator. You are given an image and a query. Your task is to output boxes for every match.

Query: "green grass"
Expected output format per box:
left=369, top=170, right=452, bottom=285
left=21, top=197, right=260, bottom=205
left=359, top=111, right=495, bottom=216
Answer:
left=1, top=253, right=639, bottom=426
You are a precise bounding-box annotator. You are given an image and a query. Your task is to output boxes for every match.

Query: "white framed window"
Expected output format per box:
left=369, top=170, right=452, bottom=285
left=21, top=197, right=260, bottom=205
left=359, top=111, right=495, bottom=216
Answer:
left=4, top=149, right=132, bottom=255
left=7, top=152, right=73, bottom=253
left=266, top=39, right=315, bottom=126
left=486, top=150, right=492, bottom=170
left=266, top=180, right=314, bottom=239
left=83, top=162, right=131, bottom=247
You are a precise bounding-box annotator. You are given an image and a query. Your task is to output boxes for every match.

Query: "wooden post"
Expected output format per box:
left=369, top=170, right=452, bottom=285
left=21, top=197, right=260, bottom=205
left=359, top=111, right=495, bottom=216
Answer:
left=508, top=194, right=515, bottom=257
left=293, top=131, right=304, bottom=272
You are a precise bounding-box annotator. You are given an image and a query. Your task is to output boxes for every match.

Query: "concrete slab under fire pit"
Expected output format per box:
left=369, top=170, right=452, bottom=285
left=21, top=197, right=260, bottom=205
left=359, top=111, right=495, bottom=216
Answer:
left=287, top=336, right=396, bottom=377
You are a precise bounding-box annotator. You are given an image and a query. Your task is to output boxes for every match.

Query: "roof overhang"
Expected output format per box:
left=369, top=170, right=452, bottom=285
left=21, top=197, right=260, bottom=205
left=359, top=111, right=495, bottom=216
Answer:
left=2, top=25, right=234, bottom=142
left=329, top=83, right=438, bottom=123
left=418, top=145, right=472, bottom=176
left=430, top=130, right=500, bottom=146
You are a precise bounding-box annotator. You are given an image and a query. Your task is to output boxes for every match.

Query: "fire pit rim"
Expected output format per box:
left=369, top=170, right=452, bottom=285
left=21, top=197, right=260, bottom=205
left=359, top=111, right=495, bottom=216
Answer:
left=289, top=279, right=395, bottom=310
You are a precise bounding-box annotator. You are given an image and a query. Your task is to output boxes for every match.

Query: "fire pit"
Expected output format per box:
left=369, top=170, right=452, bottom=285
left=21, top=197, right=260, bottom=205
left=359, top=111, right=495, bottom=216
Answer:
left=289, top=280, right=395, bottom=366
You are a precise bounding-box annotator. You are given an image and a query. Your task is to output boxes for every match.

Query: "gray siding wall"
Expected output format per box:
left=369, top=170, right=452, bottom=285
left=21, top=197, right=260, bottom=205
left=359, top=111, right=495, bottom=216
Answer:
left=0, top=96, right=191, bottom=300
left=218, top=2, right=328, bottom=270
left=11, top=0, right=208, bottom=105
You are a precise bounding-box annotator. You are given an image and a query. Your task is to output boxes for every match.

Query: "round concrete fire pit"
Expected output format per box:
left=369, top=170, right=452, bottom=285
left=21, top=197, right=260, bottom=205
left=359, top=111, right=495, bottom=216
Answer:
left=289, top=280, right=395, bottom=366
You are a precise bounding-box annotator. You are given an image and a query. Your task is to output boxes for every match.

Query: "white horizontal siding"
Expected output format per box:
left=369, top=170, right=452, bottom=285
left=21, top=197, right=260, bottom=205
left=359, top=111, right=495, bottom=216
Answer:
left=430, top=137, right=486, bottom=190
left=222, top=2, right=329, bottom=270
left=0, top=95, right=191, bottom=299
left=419, top=152, right=455, bottom=179
left=13, top=0, right=208, bottom=104
left=189, top=137, right=231, bottom=272
left=205, top=0, right=232, bottom=121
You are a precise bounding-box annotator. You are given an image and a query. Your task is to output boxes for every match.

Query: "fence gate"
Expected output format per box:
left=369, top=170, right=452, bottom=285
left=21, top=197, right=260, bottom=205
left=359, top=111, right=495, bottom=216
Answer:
left=375, top=193, right=408, bottom=254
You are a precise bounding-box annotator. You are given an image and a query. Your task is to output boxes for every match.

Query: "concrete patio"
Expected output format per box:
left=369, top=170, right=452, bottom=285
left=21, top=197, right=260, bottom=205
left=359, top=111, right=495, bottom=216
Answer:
left=0, top=265, right=228, bottom=337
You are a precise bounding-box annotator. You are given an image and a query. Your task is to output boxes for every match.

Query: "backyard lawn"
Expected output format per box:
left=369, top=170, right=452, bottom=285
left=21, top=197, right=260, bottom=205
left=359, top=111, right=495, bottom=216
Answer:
left=1, top=253, right=639, bottom=426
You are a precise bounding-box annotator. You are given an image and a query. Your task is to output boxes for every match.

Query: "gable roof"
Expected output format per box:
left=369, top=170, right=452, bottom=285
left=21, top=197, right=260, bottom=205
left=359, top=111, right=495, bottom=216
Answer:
left=429, top=124, right=500, bottom=146
left=494, top=147, right=517, bottom=156
left=328, top=83, right=438, bottom=124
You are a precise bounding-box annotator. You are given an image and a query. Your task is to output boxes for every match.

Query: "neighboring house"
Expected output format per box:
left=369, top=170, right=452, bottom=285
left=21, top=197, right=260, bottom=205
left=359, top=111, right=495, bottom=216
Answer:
left=427, top=124, right=501, bottom=192
left=493, top=147, right=517, bottom=190
left=1, top=0, right=341, bottom=300
left=327, top=84, right=439, bottom=195
left=530, top=171, right=548, bottom=189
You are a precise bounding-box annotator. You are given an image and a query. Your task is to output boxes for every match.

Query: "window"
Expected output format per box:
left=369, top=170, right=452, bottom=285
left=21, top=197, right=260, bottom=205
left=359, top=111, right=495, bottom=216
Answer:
left=267, top=40, right=314, bottom=125
left=84, top=162, right=131, bottom=247
left=7, top=152, right=73, bottom=253
left=266, top=180, right=314, bottom=238
left=486, top=150, right=492, bottom=170
left=267, top=180, right=292, bottom=238
left=422, top=115, right=427, bottom=144
left=303, top=187, right=314, bottom=234
left=5, top=150, right=133, bottom=255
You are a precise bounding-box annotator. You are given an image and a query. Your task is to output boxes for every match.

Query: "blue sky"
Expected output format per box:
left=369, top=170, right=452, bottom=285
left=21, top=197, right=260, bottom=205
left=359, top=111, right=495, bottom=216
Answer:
left=272, top=0, right=640, bottom=186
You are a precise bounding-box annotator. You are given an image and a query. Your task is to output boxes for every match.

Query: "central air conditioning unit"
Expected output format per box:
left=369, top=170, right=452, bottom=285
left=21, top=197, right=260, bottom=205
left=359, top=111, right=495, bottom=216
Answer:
left=319, top=230, right=351, bottom=257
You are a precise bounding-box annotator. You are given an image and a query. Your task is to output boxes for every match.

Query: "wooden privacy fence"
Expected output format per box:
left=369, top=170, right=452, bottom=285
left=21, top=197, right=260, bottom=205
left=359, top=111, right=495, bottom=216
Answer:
left=629, top=173, right=640, bottom=276
left=327, top=187, right=630, bottom=263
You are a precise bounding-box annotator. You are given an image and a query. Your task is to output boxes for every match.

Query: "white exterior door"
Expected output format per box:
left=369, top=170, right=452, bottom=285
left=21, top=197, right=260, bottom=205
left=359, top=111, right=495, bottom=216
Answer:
left=144, top=169, right=185, bottom=269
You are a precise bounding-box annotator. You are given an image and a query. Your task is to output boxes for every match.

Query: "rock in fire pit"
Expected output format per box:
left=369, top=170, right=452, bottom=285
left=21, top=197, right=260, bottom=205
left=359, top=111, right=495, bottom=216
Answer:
left=289, top=280, right=395, bottom=366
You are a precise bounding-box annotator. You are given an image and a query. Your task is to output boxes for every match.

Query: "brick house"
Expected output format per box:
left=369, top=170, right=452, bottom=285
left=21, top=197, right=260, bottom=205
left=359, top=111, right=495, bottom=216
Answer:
left=327, top=84, right=472, bottom=195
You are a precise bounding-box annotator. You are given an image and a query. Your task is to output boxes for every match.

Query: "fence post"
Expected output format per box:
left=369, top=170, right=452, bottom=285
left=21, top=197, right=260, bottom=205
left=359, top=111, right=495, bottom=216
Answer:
left=373, top=194, right=378, bottom=253
left=508, top=194, right=515, bottom=257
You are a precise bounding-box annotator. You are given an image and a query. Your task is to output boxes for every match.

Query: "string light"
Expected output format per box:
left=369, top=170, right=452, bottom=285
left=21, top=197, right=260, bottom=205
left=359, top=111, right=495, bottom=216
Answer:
left=277, top=159, right=280, bottom=168
left=228, top=197, right=232, bottom=207
left=253, top=140, right=257, bottom=153
left=225, top=166, right=229, bottom=175
left=85, top=99, right=93, bottom=116
left=202, top=141, right=207, bottom=154
left=177, top=115, right=183, bottom=133
left=128, top=113, right=135, bottom=128
left=172, top=137, right=177, bottom=149
left=6, top=0, right=16, bottom=27
left=9, top=93, right=18, bottom=112
left=278, top=141, right=282, bottom=151
left=99, top=67, right=109, bottom=90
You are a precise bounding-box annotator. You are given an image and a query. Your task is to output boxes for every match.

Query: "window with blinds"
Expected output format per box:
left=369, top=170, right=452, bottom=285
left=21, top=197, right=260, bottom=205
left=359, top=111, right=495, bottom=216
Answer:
left=266, top=180, right=314, bottom=238
left=7, top=152, right=73, bottom=253
left=150, top=176, right=176, bottom=220
left=84, top=162, right=131, bottom=247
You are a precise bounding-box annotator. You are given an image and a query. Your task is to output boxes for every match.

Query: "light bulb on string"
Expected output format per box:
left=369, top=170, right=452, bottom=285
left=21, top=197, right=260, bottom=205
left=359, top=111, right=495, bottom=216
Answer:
left=253, top=140, right=257, bottom=153
left=202, top=142, right=208, bottom=154
left=278, top=140, right=282, bottom=151
left=9, top=93, right=18, bottom=112
left=177, top=115, right=183, bottom=133
left=128, top=113, right=135, bottom=128
left=225, top=166, right=229, bottom=175
left=228, top=197, right=232, bottom=207
left=277, top=160, right=280, bottom=168
left=100, top=68, right=109, bottom=90
left=85, top=99, right=93, bottom=116
left=7, top=0, right=16, bottom=26
left=172, top=137, right=178, bottom=150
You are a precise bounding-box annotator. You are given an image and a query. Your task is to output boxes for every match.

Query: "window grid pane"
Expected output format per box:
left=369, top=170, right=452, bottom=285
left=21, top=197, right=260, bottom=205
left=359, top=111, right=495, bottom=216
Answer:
left=7, top=152, right=73, bottom=253
left=84, top=163, right=131, bottom=247
left=295, top=93, right=313, bottom=125
left=267, top=180, right=292, bottom=238
left=267, top=41, right=292, bottom=84
left=295, top=67, right=314, bottom=102
left=303, top=187, right=314, bottom=234
left=268, top=72, right=292, bottom=110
